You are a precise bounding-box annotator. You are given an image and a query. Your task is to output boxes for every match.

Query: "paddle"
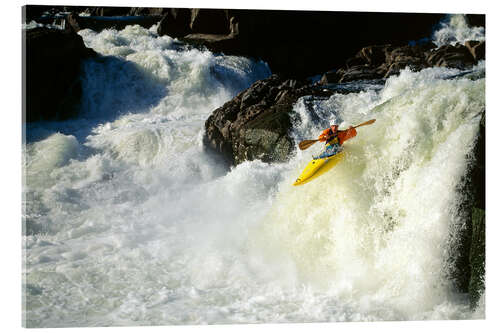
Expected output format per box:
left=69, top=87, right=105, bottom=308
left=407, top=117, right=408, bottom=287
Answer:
left=298, top=119, right=376, bottom=150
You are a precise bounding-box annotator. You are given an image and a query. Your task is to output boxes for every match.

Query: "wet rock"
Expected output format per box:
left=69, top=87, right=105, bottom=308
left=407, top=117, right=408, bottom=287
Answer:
left=426, top=43, right=476, bottom=69
left=128, top=8, right=169, bottom=16
left=157, top=8, right=192, bottom=39
left=451, top=111, right=485, bottom=309
left=318, top=70, right=341, bottom=85
left=469, top=207, right=485, bottom=309
left=357, top=45, right=393, bottom=66
left=465, top=14, right=485, bottom=29
left=190, top=8, right=230, bottom=34
left=24, top=27, right=97, bottom=122
left=338, top=65, right=385, bottom=83
left=86, top=7, right=132, bottom=16
left=329, top=40, right=483, bottom=83
left=465, top=40, right=485, bottom=61
left=65, top=12, right=161, bottom=33
left=158, top=9, right=444, bottom=78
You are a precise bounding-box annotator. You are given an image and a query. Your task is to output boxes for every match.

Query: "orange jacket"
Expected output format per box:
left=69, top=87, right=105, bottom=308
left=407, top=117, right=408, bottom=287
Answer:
left=318, top=126, right=357, bottom=145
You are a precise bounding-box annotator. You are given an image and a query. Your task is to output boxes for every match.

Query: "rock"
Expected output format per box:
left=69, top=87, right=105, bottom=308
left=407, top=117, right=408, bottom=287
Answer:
left=318, top=70, right=341, bottom=85
left=427, top=44, right=476, bottom=69
left=87, top=7, right=132, bottom=16
left=204, top=75, right=333, bottom=165
left=356, top=45, right=392, bottom=66
left=157, top=8, right=192, bottom=38
left=190, top=9, right=230, bottom=34
left=465, top=40, right=485, bottom=61
left=469, top=207, right=485, bottom=309
left=339, top=65, right=385, bottom=83
left=65, top=12, right=161, bottom=33
left=158, top=9, right=444, bottom=78
left=465, top=14, right=485, bottom=29
left=450, top=111, right=485, bottom=309
left=326, top=40, right=478, bottom=84
left=23, top=5, right=64, bottom=23
left=24, top=27, right=97, bottom=122
left=128, top=8, right=169, bottom=16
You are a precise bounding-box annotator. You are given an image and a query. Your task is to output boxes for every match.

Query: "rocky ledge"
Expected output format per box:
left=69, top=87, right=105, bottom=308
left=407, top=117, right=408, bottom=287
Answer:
left=319, top=40, right=485, bottom=84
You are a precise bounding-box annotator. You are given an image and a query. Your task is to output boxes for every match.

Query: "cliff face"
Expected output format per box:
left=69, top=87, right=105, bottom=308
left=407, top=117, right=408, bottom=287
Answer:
left=23, top=27, right=96, bottom=122
left=158, top=9, right=446, bottom=78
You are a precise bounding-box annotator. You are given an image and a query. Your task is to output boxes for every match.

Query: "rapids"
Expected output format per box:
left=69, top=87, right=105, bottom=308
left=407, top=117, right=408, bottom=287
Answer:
left=23, top=17, right=485, bottom=327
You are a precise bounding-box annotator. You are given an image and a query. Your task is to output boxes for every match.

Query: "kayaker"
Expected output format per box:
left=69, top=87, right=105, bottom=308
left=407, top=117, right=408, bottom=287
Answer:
left=313, top=124, right=357, bottom=159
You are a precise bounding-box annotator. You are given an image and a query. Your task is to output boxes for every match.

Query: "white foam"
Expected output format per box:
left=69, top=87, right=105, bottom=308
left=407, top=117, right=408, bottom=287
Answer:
left=432, top=14, right=485, bottom=47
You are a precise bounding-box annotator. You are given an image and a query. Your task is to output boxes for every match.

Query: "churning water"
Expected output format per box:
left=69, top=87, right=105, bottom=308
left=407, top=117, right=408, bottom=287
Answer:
left=23, top=17, right=485, bottom=327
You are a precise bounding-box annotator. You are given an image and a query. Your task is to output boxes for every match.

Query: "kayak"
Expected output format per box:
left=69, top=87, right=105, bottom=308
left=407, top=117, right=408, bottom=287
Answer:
left=293, top=151, right=345, bottom=186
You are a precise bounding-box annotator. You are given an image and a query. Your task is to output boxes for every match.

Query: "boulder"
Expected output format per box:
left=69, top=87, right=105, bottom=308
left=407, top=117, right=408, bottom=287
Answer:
left=469, top=207, right=485, bottom=309
left=157, top=8, right=192, bottom=38
left=190, top=8, right=230, bottom=34
left=449, top=111, right=485, bottom=309
left=465, top=40, right=485, bottom=62
left=325, top=40, right=481, bottom=83
left=468, top=111, right=485, bottom=309
left=204, top=75, right=333, bottom=165
left=24, top=27, right=97, bottom=122
left=318, top=70, right=341, bottom=85
left=338, top=65, right=385, bottom=83
left=426, top=44, right=476, bottom=69
left=356, top=45, right=392, bottom=66
left=465, top=14, right=485, bottom=29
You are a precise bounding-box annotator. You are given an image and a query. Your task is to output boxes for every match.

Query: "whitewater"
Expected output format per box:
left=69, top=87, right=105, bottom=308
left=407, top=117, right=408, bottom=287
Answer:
left=23, top=16, right=485, bottom=327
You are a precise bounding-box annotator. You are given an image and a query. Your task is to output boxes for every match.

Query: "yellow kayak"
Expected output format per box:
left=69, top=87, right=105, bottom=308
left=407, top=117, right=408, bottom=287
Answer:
left=293, top=151, right=345, bottom=186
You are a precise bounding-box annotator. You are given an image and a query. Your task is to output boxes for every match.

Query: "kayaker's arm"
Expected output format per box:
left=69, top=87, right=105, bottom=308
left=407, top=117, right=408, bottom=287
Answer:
left=337, top=126, right=357, bottom=145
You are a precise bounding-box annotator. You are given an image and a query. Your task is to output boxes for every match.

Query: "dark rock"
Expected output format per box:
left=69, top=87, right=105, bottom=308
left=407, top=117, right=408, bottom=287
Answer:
left=158, top=9, right=445, bottom=78
left=329, top=40, right=479, bottom=84
left=469, top=113, right=485, bottom=309
left=157, top=8, right=192, bottom=38
left=65, top=12, right=161, bottom=33
left=323, top=42, right=442, bottom=83
left=451, top=111, right=485, bottom=309
left=129, top=8, right=169, bottom=16
left=345, top=56, right=367, bottom=69
left=469, top=207, right=485, bottom=309
left=87, top=7, right=132, bottom=16
left=204, top=75, right=333, bottom=165
left=190, top=9, right=230, bottom=35
left=465, top=40, right=485, bottom=61
left=339, top=65, right=385, bottom=83
left=318, top=70, right=341, bottom=85
left=356, top=45, right=393, bottom=66
left=427, top=44, right=476, bottom=69
left=23, top=27, right=97, bottom=122
left=465, top=14, right=485, bottom=29
left=23, top=5, right=64, bottom=23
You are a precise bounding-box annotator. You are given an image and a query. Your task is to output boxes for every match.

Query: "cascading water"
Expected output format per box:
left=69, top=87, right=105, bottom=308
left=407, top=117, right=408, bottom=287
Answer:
left=23, top=17, right=485, bottom=327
